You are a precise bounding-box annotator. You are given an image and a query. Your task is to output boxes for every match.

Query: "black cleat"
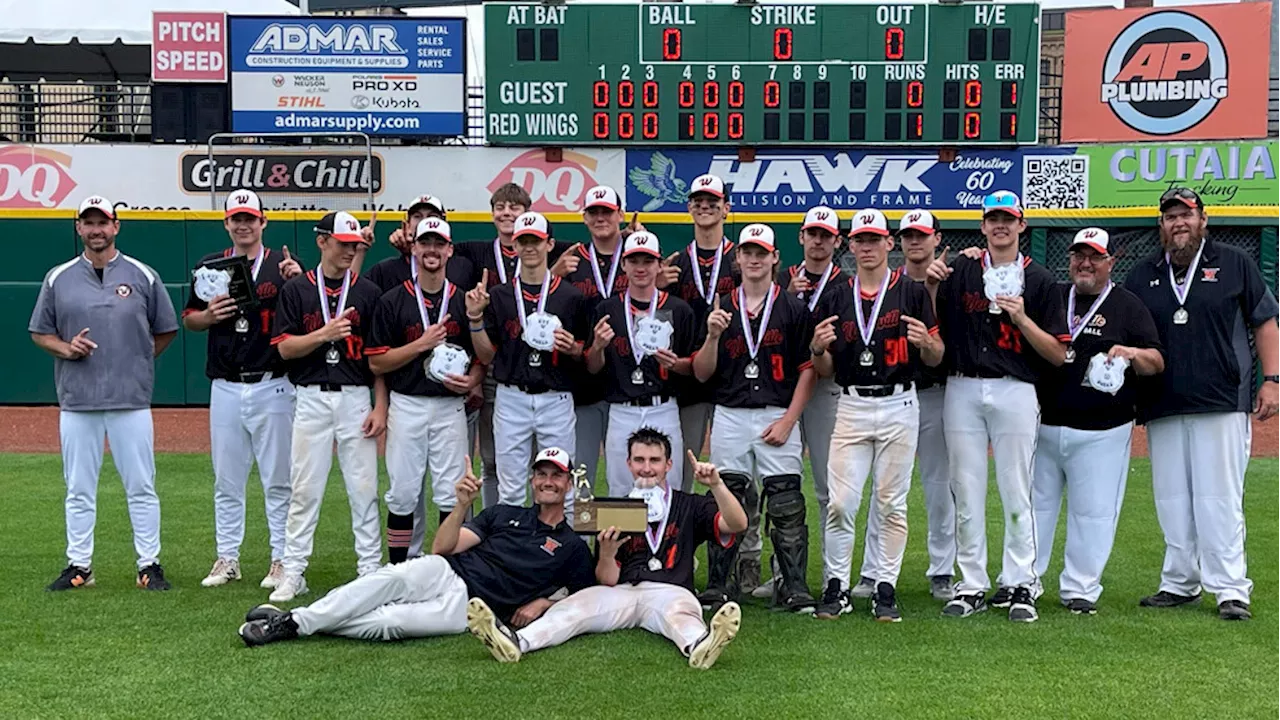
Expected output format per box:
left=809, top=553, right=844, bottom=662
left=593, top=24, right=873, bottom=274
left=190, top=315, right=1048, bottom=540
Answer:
left=697, top=588, right=730, bottom=613
left=239, top=612, right=299, bottom=647
left=1008, top=586, right=1038, bottom=623
left=930, top=575, right=955, bottom=601
left=245, top=604, right=288, bottom=623
left=1063, top=598, right=1097, bottom=615
left=814, top=579, right=852, bottom=620
left=47, top=565, right=95, bottom=591
left=942, top=593, right=987, bottom=618
left=990, top=586, right=1014, bottom=608
left=1139, top=590, right=1201, bottom=608
left=137, top=563, right=171, bottom=591
left=873, top=582, right=902, bottom=623
left=779, top=587, right=817, bottom=614
left=1218, top=600, right=1251, bottom=621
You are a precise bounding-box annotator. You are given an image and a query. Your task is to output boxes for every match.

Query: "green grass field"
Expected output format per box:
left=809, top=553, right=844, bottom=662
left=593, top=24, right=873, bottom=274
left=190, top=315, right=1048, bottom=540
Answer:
left=1, top=453, right=1275, bottom=719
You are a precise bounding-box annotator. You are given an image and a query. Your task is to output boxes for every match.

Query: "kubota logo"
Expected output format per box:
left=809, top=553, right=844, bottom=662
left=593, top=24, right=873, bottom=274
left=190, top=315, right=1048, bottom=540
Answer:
left=488, top=149, right=601, bottom=213
left=0, top=146, right=78, bottom=208
left=1100, top=11, right=1229, bottom=135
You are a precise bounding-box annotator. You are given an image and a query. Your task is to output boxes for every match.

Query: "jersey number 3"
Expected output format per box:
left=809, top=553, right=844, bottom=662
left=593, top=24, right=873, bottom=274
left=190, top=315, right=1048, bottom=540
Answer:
left=997, top=322, right=1024, bottom=353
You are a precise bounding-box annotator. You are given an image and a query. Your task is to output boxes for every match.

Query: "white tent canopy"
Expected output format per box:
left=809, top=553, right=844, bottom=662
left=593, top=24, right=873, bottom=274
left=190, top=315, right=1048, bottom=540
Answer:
left=0, top=0, right=299, bottom=45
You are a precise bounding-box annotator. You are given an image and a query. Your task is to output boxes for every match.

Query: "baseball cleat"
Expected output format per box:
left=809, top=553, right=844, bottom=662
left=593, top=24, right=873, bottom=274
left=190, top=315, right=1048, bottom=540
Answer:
left=201, top=557, right=242, bottom=587
left=849, top=576, right=875, bottom=599
left=1218, top=600, right=1251, bottom=621
left=268, top=573, right=308, bottom=603
left=1008, top=587, right=1038, bottom=623
left=750, top=577, right=776, bottom=599
left=814, top=579, right=852, bottom=620
left=137, top=563, right=171, bottom=591
left=689, top=602, right=740, bottom=670
left=930, top=575, right=955, bottom=601
left=1139, top=590, right=1201, bottom=608
left=47, top=565, right=95, bottom=591
left=873, top=583, right=902, bottom=623
left=245, top=604, right=287, bottom=623
left=942, top=593, right=987, bottom=618
left=738, top=558, right=761, bottom=596
left=239, top=612, right=299, bottom=647
left=697, top=588, right=730, bottom=613
left=1063, top=598, right=1097, bottom=616
left=989, top=586, right=1014, bottom=608
left=260, top=560, right=285, bottom=589
left=467, top=598, right=522, bottom=663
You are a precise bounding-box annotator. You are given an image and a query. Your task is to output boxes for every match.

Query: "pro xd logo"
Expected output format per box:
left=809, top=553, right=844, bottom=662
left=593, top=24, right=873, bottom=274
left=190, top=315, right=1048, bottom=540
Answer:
left=487, top=149, right=602, bottom=213
left=1100, top=11, right=1228, bottom=136
left=0, top=146, right=78, bottom=209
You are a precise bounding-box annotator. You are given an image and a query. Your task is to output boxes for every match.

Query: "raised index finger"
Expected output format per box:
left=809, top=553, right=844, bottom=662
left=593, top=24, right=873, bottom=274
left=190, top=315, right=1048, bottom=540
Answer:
left=686, top=448, right=699, bottom=467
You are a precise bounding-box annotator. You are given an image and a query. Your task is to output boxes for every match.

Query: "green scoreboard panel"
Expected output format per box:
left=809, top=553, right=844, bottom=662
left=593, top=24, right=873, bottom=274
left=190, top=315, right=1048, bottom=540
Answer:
left=484, top=2, right=1041, bottom=146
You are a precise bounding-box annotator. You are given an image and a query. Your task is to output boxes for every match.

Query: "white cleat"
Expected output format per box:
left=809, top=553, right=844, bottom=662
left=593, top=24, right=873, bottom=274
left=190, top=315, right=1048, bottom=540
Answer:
left=467, top=598, right=522, bottom=663
left=268, top=573, right=308, bottom=603
left=689, top=601, right=741, bottom=670
left=750, top=577, right=776, bottom=599
left=201, top=558, right=242, bottom=588
left=260, top=560, right=285, bottom=589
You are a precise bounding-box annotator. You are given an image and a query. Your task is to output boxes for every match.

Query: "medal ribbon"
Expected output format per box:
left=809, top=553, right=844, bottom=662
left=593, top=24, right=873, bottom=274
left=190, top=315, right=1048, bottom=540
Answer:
left=248, top=248, right=266, bottom=283
left=806, top=262, right=834, bottom=312
left=514, top=271, right=552, bottom=337
left=1067, top=281, right=1113, bottom=342
left=624, top=289, right=659, bottom=365
left=590, top=243, right=623, bottom=299
left=982, top=250, right=1024, bottom=272
left=853, top=270, right=890, bottom=349
left=738, top=283, right=778, bottom=361
left=643, top=486, right=672, bottom=556
left=689, top=239, right=726, bottom=305
left=414, top=278, right=454, bottom=331
left=316, top=266, right=352, bottom=325
left=493, top=237, right=521, bottom=284
left=1165, top=239, right=1205, bottom=309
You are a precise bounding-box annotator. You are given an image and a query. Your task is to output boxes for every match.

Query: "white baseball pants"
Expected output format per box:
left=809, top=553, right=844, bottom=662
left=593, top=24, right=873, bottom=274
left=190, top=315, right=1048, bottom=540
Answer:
left=859, top=385, right=955, bottom=581
left=1032, top=421, right=1133, bottom=604
left=385, top=392, right=469, bottom=514
left=679, top=402, right=715, bottom=492
left=479, top=374, right=500, bottom=508
left=1147, top=412, right=1253, bottom=604
left=945, top=376, right=1040, bottom=594
left=710, top=405, right=803, bottom=564
left=576, top=400, right=610, bottom=489
left=209, top=376, right=294, bottom=562
left=291, top=555, right=469, bottom=641
left=605, top=400, right=683, bottom=495
left=282, top=385, right=383, bottom=577
left=59, top=409, right=160, bottom=570
left=823, top=387, right=919, bottom=588
left=800, top=377, right=840, bottom=541
left=519, top=582, right=707, bottom=657
left=494, top=385, right=575, bottom=506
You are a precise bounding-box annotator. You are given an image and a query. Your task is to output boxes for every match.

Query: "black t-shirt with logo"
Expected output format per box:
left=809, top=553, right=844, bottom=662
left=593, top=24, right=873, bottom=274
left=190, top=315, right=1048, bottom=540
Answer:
left=814, top=269, right=938, bottom=388
left=364, top=254, right=476, bottom=295
left=609, top=489, right=731, bottom=593
left=590, top=291, right=698, bottom=404
left=703, top=285, right=815, bottom=409
left=368, top=279, right=474, bottom=398
left=184, top=248, right=287, bottom=380
left=482, top=275, right=588, bottom=392
left=272, top=270, right=385, bottom=387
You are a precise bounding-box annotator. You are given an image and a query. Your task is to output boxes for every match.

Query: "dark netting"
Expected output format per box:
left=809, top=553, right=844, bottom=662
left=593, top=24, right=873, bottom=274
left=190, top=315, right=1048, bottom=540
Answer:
left=1044, top=226, right=1264, bottom=285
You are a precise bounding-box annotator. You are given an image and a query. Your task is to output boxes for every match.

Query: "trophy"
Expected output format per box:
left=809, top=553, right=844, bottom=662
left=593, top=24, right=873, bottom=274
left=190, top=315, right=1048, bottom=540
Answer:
left=571, top=464, right=648, bottom=534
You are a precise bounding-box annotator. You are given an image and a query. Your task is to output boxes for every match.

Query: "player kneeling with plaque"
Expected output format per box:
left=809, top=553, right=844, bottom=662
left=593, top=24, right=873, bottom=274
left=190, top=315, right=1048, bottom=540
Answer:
left=467, top=427, right=748, bottom=670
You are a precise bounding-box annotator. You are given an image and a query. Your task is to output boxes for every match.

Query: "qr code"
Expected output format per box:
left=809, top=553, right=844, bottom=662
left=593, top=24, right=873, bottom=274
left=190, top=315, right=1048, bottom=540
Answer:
left=1022, top=155, right=1088, bottom=210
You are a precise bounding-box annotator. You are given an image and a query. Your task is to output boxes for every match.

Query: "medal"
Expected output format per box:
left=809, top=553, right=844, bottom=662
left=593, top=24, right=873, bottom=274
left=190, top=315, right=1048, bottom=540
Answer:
left=804, top=263, right=835, bottom=312
left=515, top=271, right=556, bottom=351
left=853, top=269, right=890, bottom=371
left=689, top=240, right=727, bottom=305
left=1173, top=307, right=1189, bottom=325
left=631, top=367, right=645, bottom=385
left=1085, top=353, right=1129, bottom=395
left=638, top=486, right=671, bottom=567
left=738, top=283, right=778, bottom=382
left=1166, top=241, right=1204, bottom=327
left=325, top=346, right=341, bottom=365
left=624, top=290, right=659, bottom=374
left=1064, top=347, right=1076, bottom=364
left=589, top=243, right=623, bottom=298
left=317, top=266, right=352, bottom=369
left=1067, top=281, right=1113, bottom=347
left=528, top=350, right=542, bottom=367
left=493, top=238, right=521, bottom=284
left=647, top=557, right=662, bottom=572
left=983, top=251, right=1024, bottom=314
left=234, top=316, right=250, bottom=334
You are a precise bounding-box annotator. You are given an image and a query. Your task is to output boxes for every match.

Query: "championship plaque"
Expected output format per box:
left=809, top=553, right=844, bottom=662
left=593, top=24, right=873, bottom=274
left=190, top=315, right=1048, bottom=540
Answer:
left=571, top=465, right=648, bottom=534
left=195, top=254, right=259, bottom=311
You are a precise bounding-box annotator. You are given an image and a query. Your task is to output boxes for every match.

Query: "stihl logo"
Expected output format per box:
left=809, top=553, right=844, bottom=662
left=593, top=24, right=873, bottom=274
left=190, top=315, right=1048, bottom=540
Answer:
left=0, top=146, right=78, bottom=209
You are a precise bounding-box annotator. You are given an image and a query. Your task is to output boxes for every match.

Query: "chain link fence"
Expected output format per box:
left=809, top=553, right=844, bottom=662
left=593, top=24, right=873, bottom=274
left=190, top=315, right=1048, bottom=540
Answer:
left=1043, top=227, right=1264, bottom=285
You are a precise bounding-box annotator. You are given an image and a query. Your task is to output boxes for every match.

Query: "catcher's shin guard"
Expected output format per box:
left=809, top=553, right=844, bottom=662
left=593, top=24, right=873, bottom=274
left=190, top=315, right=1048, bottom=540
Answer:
left=699, top=471, right=751, bottom=606
left=763, top=474, right=815, bottom=611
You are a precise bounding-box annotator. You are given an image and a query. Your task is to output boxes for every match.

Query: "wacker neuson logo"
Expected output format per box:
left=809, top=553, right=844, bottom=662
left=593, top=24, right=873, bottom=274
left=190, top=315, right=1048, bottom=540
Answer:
left=1099, top=11, right=1228, bottom=136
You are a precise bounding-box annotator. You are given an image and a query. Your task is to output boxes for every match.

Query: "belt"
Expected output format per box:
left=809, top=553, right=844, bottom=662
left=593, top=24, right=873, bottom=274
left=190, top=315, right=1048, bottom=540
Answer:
left=302, top=383, right=345, bottom=393
left=953, top=369, right=1007, bottom=379
left=843, top=381, right=913, bottom=398
left=624, top=395, right=672, bottom=408
left=225, top=371, right=271, bottom=384
left=506, top=383, right=551, bottom=395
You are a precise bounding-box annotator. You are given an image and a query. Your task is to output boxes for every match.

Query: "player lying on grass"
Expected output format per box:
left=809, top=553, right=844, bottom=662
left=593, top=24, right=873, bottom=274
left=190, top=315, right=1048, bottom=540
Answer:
left=237, top=448, right=593, bottom=645
left=466, top=427, right=749, bottom=670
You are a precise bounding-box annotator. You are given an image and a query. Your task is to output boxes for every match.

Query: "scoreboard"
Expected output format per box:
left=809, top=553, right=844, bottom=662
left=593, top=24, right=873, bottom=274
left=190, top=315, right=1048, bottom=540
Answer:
left=484, top=2, right=1041, bottom=146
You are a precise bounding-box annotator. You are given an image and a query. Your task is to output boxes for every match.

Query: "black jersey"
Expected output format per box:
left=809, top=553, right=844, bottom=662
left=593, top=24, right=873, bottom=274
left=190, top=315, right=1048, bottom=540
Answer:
left=455, top=238, right=574, bottom=291
left=610, top=489, right=733, bottom=592
left=183, top=247, right=287, bottom=380
left=483, top=275, right=588, bottom=393
left=777, top=262, right=845, bottom=313
left=364, top=253, right=476, bottom=294
left=669, top=239, right=741, bottom=407
left=368, top=278, right=474, bottom=397
left=815, top=269, right=938, bottom=388
left=936, top=254, right=1069, bottom=384
left=1036, top=283, right=1163, bottom=431
left=702, top=285, right=814, bottom=409
left=590, top=291, right=698, bottom=404
left=564, top=241, right=630, bottom=406
left=272, top=270, right=385, bottom=387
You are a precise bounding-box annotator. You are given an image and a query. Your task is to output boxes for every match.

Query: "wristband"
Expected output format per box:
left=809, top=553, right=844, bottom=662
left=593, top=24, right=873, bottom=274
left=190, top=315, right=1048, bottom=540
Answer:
left=811, top=347, right=826, bottom=357
left=1264, top=375, right=1279, bottom=384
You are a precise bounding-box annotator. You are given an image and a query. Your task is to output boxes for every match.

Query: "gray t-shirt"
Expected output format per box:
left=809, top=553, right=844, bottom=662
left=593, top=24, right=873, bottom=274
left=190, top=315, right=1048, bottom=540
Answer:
left=28, top=251, right=179, bottom=411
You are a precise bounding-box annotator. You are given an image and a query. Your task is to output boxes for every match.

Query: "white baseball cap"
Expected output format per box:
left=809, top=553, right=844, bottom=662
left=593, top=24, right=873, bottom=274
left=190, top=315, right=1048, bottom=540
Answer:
left=513, top=211, right=550, bottom=240
left=738, top=223, right=776, bottom=252
left=533, top=446, right=571, bottom=472
left=316, top=211, right=364, bottom=244
left=801, top=206, right=840, bottom=235
left=225, top=189, right=263, bottom=218
left=898, top=209, right=936, bottom=235
left=1069, top=227, right=1110, bottom=255
left=622, top=231, right=662, bottom=259
left=415, top=217, right=452, bottom=243
left=407, top=194, right=446, bottom=216
left=583, top=185, right=621, bottom=211
left=77, top=195, right=115, bottom=219
left=688, top=173, right=726, bottom=199
left=849, top=209, right=890, bottom=237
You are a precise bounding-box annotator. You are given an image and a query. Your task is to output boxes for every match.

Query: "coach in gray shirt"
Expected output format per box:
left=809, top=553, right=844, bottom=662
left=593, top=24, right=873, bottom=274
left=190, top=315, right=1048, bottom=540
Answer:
left=29, top=196, right=180, bottom=592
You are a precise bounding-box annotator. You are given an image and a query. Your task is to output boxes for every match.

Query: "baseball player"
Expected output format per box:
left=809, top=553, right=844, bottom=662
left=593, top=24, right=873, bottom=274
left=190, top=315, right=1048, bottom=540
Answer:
left=692, top=223, right=817, bottom=612
left=270, top=211, right=389, bottom=603
left=466, top=428, right=747, bottom=670
left=586, top=231, right=698, bottom=494
left=928, top=190, right=1069, bottom=622
left=855, top=209, right=957, bottom=602
left=810, top=209, right=943, bottom=622
left=1033, top=228, right=1165, bottom=615
left=34, top=195, right=179, bottom=591
left=1124, top=187, right=1278, bottom=621
left=365, top=194, right=474, bottom=292
left=658, top=174, right=741, bottom=494
left=467, top=211, right=589, bottom=508
left=183, top=190, right=303, bottom=590
left=239, top=448, right=594, bottom=645
left=369, top=217, right=486, bottom=564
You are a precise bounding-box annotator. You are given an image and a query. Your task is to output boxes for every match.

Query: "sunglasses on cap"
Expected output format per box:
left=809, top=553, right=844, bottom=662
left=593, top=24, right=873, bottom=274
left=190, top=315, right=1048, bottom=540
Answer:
left=1159, top=187, right=1202, bottom=208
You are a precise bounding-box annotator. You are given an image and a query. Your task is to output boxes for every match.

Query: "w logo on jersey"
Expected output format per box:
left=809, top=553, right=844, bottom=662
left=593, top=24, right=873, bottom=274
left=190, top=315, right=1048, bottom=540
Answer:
left=540, top=537, right=561, bottom=556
